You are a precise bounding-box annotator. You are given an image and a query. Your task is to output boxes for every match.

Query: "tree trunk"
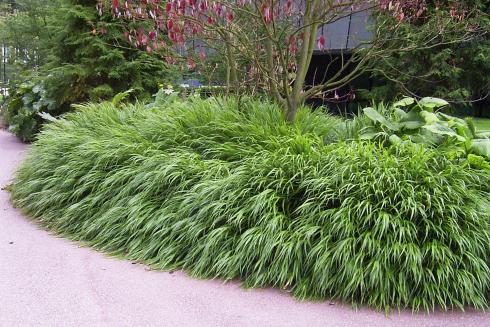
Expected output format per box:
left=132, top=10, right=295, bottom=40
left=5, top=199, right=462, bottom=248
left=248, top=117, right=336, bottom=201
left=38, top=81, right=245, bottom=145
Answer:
left=224, top=34, right=239, bottom=94
left=286, top=98, right=299, bottom=122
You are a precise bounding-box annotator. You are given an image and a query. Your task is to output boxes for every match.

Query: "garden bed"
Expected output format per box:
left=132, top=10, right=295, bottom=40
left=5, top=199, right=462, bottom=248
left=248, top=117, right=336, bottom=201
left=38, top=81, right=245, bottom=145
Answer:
left=11, top=97, right=490, bottom=312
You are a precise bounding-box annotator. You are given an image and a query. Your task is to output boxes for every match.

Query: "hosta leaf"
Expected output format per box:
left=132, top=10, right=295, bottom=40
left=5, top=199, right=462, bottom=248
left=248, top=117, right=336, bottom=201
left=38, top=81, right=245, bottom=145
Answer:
left=464, top=117, right=477, bottom=138
left=453, top=124, right=472, bottom=139
left=32, top=84, right=43, bottom=94
left=359, top=131, right=379, bottom=140
left=476, top=131, right=490, bottom=138
left=470, top=139, right=490, bottom=159
left=389, top=134, right=402, bottom=145
left=400, top=107, right=423, bottom=121
left=423, top=123, right=466, bottom=141
left=400, top=121, right=425, bottom=130
left=393, top=97, right=415, bottom=108
left=394, top=108, right=408, bottom=119
left=419, top=97, right=449, bottom=110
left=385, top=121, right=401, bottom=131
left=399, top=108, right=426, bottom=130
left=420, top=111, right=439, bottom=124
left=32, top=101, right=43, bottom=112
left=363, top=107, right=400, bottom=131
left=38, top=112, right=58, bottom=122
left=22, top=93, right=35, bottom=106
left=363, top=107, right=387, bottom=124
left=467, top=154, right=490, bottom=171
left=437, top=113, right=464, bottom=124
left=409, top=133, right=439, bottom=145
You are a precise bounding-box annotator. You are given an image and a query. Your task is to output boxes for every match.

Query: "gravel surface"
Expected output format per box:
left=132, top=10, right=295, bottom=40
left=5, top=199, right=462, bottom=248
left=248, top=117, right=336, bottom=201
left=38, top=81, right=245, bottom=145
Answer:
left=1, top=129, right=489, bottom=327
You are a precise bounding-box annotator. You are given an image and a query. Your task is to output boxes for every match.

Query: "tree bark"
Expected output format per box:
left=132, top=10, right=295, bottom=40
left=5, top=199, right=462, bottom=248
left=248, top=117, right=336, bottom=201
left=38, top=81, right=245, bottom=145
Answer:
left=286, top=97, right=299, bottom=122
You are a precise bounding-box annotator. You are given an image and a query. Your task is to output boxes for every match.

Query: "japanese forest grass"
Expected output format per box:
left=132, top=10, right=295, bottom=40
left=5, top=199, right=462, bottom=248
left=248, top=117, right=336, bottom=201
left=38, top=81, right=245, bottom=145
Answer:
left=11, top=97, right=490, bottom=312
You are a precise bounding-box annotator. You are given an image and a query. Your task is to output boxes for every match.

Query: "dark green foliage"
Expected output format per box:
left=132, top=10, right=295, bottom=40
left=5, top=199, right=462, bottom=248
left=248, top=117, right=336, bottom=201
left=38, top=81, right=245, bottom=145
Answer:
left=2, top=0, right=180, bottom=141
left=0, top=0, right=59, bottom=73
left=372, top=1, right=490, bottom=113
left=11, top=98, right=490, bottom=312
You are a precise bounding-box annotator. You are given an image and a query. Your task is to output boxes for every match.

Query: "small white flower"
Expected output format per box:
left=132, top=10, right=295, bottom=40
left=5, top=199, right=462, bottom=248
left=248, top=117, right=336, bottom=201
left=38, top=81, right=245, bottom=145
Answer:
left=179, top=84, right=190, bottom=88
left=163, top=88, right=174, bottom=95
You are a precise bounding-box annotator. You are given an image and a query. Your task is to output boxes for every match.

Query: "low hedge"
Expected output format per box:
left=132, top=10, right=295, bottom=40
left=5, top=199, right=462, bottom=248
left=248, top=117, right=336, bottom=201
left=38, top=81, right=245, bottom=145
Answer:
left=11, top=97, right=490, bottom=312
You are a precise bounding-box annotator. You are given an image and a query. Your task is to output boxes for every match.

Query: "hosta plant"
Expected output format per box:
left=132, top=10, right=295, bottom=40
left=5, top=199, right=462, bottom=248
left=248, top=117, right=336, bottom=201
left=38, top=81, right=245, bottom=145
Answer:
left=359, top=97, right=490, bottom=161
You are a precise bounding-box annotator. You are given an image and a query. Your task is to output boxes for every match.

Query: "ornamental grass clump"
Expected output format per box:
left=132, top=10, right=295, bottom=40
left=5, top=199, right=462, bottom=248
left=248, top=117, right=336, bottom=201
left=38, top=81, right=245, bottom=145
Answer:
left=11, top=97, right=490, bottom=312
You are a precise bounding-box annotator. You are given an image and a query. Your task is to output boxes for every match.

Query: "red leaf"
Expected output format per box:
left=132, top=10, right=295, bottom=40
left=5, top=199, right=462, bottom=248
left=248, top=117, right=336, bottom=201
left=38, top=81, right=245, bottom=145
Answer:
left=199, top=49, right=206, bottom=61
left=262, top=5, right=272, bottom=23
left=187, top=57, right=196, bottom=70
left=199, top=0, right=208, bottom=11
left=226, top=11, right=234, bottom=23
left=167, top=19, right=174, bottom=30
left=317, top=35, right=325, bottom=51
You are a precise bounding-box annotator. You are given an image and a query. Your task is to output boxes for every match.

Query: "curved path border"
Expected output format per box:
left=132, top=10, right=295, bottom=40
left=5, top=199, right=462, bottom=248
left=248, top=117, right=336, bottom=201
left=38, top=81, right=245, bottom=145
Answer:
left=0, top=129, right=489, bottom=327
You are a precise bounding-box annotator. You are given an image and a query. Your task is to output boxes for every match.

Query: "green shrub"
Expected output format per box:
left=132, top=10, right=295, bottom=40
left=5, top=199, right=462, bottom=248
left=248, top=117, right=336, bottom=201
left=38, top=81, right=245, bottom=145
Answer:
left=88, top=84, right=114, bottom=102
left=11, top=98, right=490, bottom=312
left=371, top=1, right=490, bottom=112
left=2, top=0, right=182, bottom=142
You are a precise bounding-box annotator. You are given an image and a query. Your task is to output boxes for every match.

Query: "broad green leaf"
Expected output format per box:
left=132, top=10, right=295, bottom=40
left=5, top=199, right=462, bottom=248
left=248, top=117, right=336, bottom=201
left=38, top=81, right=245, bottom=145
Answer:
left=399, top=108, right=426, bottom=130
left=419, top=97, right=449, bottom=110
left=22, top=93, right=35, bottom=106
left=400, top=107, right=423, bottom=121
left=38, top=112, right=58, bottom=122
left=409, top=133, right=439, bottom=145
left=436, top=112, right=464, bottom=124
left=385, top=121, right=401, bottom=131
left=112, top=89, right=134, bottom=107
left=32, top=101, right=43, bottom=112
left=476, top=131, right=490, bottom=138
left=359, top=132, right=377, bottom=140
left=423, top=123, right=466, bottom=141
left=389, top=134, right=402, bottom=145
left=470, top=139, right=490, bottom=159
left=32, top=84, right=43, bottom=94
left=393, top=97, right=415, bottom=108
left=363, top=107, right=387, bottom=124
left=420, top=111, right=439, bottom=124
left=394, top=108, right=408, bottom=119
left=400, top=121, right=425, bottom=130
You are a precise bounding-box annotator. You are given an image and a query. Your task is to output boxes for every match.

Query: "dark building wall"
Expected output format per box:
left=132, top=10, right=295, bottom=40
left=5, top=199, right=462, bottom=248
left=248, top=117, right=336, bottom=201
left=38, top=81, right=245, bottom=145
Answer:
left=305, top=9, right=373, bottom=115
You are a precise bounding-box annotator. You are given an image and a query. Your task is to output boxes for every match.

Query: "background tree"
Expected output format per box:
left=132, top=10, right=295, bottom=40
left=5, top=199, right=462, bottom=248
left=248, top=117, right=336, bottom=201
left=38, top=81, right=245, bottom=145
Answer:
left=0, top=0, right=58, bottom=75
left=370, top=0, right=490, bottom=116
left=104, top=0, right=487, bottom=121
left=2, top=0, right=180, bottom=141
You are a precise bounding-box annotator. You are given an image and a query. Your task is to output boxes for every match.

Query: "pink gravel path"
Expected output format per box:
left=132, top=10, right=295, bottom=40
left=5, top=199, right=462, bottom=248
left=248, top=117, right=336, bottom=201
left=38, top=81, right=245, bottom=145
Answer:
left=0, top=128, right=489, bottom=327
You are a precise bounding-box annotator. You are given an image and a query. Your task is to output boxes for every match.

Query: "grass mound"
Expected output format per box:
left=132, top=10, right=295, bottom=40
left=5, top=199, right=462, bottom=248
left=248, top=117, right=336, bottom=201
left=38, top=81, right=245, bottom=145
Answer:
left=12, top=98, right=490, bottom=311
